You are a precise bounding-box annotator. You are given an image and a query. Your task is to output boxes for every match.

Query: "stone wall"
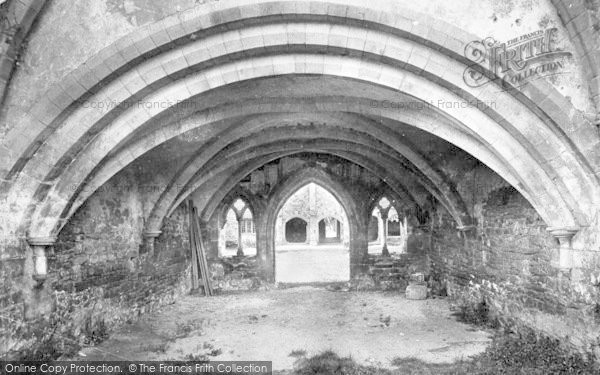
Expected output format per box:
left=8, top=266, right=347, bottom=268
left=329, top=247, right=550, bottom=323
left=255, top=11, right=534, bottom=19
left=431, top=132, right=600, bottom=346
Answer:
left=429, top=184, right=600, bottom=359
left=0, top=168, right=191, bottom=360
left=208, top=256, right=269, bottom=292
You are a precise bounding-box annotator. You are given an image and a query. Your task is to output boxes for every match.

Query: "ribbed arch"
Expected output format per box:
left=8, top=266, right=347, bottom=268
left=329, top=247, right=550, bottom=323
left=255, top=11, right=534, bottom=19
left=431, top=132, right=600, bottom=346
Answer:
left=0, top=1, right=594, bottom=246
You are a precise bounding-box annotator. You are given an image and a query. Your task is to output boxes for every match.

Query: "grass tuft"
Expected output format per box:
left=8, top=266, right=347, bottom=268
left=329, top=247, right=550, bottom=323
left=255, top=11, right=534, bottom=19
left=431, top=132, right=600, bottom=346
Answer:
left=293, top=351, right=387, bottom=375
left=278, top=332, right=600, bottom=375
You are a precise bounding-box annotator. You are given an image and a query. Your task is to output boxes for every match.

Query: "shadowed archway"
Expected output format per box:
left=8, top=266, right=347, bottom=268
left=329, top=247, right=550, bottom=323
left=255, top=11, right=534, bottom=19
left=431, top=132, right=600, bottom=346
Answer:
left=261, top=167, right=362, bottom=281
left=273, top=180, right=351, bottom=283
left=285, top=218, right=308, bottom=244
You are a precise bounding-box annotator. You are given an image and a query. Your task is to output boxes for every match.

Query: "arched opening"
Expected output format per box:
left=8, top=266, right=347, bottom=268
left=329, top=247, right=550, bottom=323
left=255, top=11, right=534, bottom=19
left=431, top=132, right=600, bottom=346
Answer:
left=285, top=218, right=307, bottom=243
left=240, top=209, right=257, bottom=255
left=318, top=217, right=342, bottom=244
left=219, top=198, right=256, bottom=257
left=274, top=182, right=350, bottom=283
left=368, top=197, right=408, bottom=255
left=3, top=0, right=600, bottom=366
left=387, top=207, right=401, bottom=236
left=222, top=208, right=240, bottom=253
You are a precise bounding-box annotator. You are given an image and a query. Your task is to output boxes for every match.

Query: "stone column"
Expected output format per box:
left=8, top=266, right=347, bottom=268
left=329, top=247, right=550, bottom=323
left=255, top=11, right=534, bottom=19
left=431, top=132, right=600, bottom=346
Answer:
left=547, top=227, right=579, bottom=270
left=308, top=216, right=318, bottom=245
left=381, top=211, right=390, bottom=257
left=377, top=216, right=384, bottom=245
left=309, top=182, right=316, bottom=211
left=255, top=214, right=269, bottom=272
left=277, top=217, right=285, bottom=245
left=27, top=237, right=56, bottom=286
left=204, top=217, right=219, bottom=259
left=350, top=217, right=370, bottom=277
left=400, top=216, right=408, bottom=253
left=236, top=217, right=244, bottom=257
left=218, top=229, right=225, bottom=258
left=343, top=218, right=350, bottom=245
left=142, top=230, right=161, bottom=257
left=308, top=183, right=318, bottom=246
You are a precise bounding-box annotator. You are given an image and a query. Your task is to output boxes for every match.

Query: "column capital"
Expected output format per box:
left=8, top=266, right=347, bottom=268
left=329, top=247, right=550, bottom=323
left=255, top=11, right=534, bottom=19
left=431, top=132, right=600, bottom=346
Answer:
left=142, top=230, right=162, bottom=239
left=547, top=226, right=579, bottom=270
left=546, top=226, right=579, bottom=241
left=27, top=236, right=57, bottom=246
left=142, top=231, right=161, bottom=257
left=27, top=237, right=54, bottom=286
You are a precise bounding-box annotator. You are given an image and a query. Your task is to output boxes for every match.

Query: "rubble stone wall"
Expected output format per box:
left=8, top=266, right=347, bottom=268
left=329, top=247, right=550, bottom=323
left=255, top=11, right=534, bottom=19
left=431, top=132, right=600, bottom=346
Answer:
left=429, top=184, right=600, bottom=360
left=0, top=168, right=191, bottom=360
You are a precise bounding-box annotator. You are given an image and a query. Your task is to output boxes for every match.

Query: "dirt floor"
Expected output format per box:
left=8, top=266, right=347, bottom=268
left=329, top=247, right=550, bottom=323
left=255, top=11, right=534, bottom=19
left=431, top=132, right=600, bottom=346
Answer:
left=78, top=287, right=491, bottom=370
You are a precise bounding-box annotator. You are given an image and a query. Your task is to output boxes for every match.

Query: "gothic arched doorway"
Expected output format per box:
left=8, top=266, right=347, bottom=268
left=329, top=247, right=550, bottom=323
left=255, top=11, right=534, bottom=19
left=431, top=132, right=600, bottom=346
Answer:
left=318, top=217, right=342, bottom=244
left=273, top=180, right=351, bottom=283
left=285, top=218, right=307, bottom=243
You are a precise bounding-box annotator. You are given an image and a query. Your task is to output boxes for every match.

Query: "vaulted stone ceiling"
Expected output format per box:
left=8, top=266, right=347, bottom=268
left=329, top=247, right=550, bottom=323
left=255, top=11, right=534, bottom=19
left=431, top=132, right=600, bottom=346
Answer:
left=0, top=0, right=598, bottom=254
left=2, top=0, right=600, bottom=363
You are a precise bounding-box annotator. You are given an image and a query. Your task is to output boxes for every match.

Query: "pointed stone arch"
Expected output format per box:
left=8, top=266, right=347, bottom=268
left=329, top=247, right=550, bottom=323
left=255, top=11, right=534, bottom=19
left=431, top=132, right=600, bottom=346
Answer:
left=0, top=1, right=594, bottom=252
left=163, top=144, right=423, bottom=230
left=146, top=126, right=468, bottom=234
left=215, top=187, right=264, bottom=228
left=259, top=166, right=365, bottom=279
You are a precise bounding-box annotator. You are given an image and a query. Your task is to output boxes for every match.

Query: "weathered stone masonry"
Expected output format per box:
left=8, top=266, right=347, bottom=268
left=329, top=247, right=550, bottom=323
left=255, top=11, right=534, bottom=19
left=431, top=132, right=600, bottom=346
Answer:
left=428, top=173, right=600, bottom=359
left=0, top=167, right=191, bottom=359
left=0, top=0, right=599, bottom=363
